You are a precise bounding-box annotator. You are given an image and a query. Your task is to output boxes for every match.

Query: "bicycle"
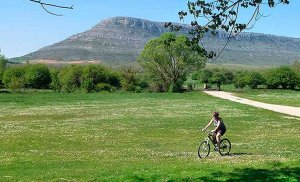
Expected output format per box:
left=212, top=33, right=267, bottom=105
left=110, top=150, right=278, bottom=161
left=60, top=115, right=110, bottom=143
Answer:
left=198, top=129, right=231, bottom=158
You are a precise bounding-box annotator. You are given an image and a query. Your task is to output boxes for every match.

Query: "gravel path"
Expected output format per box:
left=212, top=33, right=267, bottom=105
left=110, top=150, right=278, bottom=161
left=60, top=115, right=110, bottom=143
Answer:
left=204, top=91, right=300, bottom=117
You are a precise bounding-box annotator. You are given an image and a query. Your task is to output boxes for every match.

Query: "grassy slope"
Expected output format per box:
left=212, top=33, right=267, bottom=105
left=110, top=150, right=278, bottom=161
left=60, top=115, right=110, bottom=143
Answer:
left=0, top=92, right=299, bottom=181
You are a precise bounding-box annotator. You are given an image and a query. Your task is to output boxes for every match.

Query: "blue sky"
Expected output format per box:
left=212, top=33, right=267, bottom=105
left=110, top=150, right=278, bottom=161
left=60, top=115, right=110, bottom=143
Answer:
left=0, top=0, right=299, bottom=58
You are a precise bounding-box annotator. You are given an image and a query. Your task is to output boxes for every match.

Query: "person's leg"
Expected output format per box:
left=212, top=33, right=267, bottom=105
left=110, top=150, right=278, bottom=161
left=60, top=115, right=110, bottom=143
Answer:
left=212, top=132, right=217, bottom=144
left=216, top=132, right=221, bottom=150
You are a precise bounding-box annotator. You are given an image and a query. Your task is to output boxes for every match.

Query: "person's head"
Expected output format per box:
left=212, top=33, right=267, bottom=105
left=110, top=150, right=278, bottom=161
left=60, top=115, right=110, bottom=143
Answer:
left=213, top=112, right=220, bottom=119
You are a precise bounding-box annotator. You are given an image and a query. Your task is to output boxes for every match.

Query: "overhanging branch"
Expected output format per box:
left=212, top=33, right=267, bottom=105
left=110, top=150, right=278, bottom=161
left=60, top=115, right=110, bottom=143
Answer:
left=29, top=0, right=73, bottom=16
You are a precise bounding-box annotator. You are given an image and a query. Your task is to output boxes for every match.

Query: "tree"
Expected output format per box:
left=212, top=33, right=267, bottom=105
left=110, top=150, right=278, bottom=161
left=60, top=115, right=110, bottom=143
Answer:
left=223, top=70, right=235, bottom=84
left=210, top=72, right=226, bottom=91
left=265, top=66, right=299, bottom=89
left=233, top=71, right=248, bottom=89
left=246, top=72, right=265, bottom=89
left=166, top=0, right=290, bottom=59
left=200, top=69, right=213, bottom=83
left=138, top=33, right=206, bottom=92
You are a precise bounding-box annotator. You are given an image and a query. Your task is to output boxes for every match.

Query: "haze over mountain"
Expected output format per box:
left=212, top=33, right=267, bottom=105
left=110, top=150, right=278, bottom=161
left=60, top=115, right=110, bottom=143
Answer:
left=14, top=16, right=300, bottom=66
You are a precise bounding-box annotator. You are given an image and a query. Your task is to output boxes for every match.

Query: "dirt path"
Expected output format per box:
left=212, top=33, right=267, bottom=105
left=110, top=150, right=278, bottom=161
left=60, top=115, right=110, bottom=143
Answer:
left=203, top=91, right=300, bottom=117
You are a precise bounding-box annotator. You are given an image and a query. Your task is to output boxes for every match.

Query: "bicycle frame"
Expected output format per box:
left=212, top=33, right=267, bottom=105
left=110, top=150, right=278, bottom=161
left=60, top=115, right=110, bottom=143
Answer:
left=198, top=129, right=231, bottom=158
left=204, top=131, right=216, bottom=146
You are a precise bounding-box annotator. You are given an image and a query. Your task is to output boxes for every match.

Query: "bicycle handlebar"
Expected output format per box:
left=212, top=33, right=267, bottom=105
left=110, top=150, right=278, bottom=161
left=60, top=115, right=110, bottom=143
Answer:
left=201, top=129, right=214, bottom=135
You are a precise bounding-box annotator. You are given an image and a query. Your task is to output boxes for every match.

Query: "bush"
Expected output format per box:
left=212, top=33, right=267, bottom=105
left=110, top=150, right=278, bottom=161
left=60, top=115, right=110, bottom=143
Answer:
left=223, top=70, right=235, bottom=84
left=59, top=65, right=83, bottom=92
left=82, top=64, right=107, bottom=84
left=170, top=76, right=186, bottom=92
left=3, top=66, right=26, bottom=90
left=24, top=64, right=51, bottom=89
left=210, top=72, right=226, bottom=90
left=81, top=78, right=95, bottom=93
left=246, top=72, right=265, bottom=89
left=191, top=71, right=200, bottom=80
left=233, top=71, right=248, bottom=89
left=121, top=68, right=138, bottom=91
left=106, top=71, right=121, bottom=88
left=265, top=66, right=299, bottom=89
left=95, top=83, right=112, bottom=92
left=50, top=69, right=61, bottom=91
left=200, top=69, right=213, bottom=83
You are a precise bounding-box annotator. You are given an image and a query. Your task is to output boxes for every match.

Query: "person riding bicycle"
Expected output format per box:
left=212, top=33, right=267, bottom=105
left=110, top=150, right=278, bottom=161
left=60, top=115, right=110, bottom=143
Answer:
left=202, top=112, right=226, bottom=151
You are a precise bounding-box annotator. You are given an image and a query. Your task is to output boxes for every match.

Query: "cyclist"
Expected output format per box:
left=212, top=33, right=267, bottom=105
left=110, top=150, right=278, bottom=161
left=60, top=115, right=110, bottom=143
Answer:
left=202, top=112, right=226, bottom=151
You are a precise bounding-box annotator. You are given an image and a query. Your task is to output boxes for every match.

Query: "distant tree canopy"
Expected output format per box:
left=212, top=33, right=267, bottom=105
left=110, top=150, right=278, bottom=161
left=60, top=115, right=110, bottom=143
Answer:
left=138, top=33, right=206, bottom=92
left=166, top=0, right=290, bottom=59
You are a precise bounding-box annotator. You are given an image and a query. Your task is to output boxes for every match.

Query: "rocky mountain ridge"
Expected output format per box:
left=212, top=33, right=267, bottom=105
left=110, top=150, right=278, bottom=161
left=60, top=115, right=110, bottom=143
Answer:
left=15, top=16, right=300, bottom=66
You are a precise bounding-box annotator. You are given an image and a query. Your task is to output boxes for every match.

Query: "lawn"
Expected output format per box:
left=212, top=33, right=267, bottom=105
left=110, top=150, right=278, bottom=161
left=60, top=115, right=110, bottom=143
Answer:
left=230, top=89, right=300, bottom=107
left=0, top=91, right=299, bottom=181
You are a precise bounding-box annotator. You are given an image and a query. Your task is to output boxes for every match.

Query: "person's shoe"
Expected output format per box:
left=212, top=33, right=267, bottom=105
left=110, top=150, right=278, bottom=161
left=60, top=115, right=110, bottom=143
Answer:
left=214, top=147, right=219, bottom=151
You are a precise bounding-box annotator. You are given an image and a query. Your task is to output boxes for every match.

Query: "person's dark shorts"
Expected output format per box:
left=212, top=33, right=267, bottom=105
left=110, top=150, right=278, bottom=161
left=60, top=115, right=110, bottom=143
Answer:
left=216, top=128, right=226, bottom=136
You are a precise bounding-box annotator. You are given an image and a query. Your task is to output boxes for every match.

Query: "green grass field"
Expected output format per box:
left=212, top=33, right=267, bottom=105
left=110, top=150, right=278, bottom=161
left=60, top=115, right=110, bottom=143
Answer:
left=230, top=89, right=300, bottom=107
left=0, top=92, right=299, bottom=181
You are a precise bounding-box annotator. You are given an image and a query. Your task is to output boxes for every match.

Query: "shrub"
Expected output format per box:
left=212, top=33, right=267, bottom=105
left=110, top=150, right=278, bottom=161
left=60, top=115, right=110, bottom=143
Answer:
left=265, top=66, right=299, bottom=89
left=59, top=65, right=83, bottom=92
left=233, top=71, right=248, bottom=89
left=3, top=66, right=26, bottom=90
left=82, top=64, right=107, bottom=84
left=50, top=69, right=61, bottom=91
left=106, top=71, right=121, bottom=88
left=95, top=83, right=112, bottom=92
left=121, top=68, right=138, bottom=91
left=200, top=69, right=213, bottom=83
left=246, top=72, right=265, bottom=89
left=210, top=72, right=226, bottom=90
left=223, top=70, right=235, bottom=84
left=191, top=71, right=200, bottom=80
left=24, top=64, right=51, bottom=89
left=81, top=78, right=95, bottom=93
left=170, top=76, right=186, bottom=92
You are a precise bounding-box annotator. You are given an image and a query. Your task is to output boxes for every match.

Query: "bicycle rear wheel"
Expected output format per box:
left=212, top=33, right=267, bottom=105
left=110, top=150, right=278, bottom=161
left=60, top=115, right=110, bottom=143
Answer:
left=219, top=138, right=231, bottom=156
left=198, top=141, right=210, bottom=158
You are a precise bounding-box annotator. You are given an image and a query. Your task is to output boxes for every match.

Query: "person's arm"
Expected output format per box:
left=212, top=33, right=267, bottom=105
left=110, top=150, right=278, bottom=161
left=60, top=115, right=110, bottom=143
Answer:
left=202, top=118, right=213, bottom=131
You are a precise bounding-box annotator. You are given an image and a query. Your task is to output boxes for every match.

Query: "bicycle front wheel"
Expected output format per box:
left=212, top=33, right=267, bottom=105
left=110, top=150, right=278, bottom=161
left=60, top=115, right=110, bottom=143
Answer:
left=198, top=141, right=210, bottom=158
left=219, top=138, right=231, bottom=156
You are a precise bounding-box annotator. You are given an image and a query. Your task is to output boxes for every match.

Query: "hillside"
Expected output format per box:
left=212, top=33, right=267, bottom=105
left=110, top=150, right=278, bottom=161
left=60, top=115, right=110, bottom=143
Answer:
left=13, top=16, right=300, bottom=66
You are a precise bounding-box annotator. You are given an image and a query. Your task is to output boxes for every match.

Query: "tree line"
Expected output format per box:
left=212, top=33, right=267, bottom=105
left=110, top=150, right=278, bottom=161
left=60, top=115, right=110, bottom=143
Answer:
left=192, top=63, right=300, bottom=90
left=1, top=32, right=299, bottom=92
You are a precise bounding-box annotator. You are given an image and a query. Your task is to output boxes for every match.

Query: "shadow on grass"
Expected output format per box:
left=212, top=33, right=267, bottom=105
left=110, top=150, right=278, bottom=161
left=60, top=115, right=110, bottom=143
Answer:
left=0, top=90, right=10, bottom=93
left=226, top=152, right=253, bottom=157
left=198, top=164, right=300, bottom=182
left=130, top=163, right=299, bottom=182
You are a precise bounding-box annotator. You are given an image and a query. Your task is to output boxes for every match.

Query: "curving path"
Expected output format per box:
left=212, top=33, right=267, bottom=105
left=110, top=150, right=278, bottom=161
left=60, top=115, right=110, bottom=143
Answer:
left=203, top=91, right=300, bottom=117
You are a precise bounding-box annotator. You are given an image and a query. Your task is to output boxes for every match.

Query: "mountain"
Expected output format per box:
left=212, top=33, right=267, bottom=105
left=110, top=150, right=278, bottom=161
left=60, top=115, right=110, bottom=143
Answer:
left=13, top=16, right=300, bottom=66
